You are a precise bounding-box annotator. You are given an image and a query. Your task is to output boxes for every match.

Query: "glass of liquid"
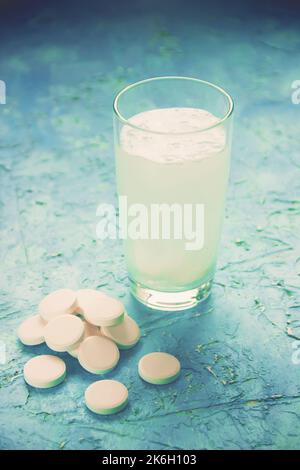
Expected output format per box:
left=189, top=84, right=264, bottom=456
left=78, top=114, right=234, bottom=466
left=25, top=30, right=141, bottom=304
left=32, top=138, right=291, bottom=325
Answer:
left=113, top=76, right=234, bottom=311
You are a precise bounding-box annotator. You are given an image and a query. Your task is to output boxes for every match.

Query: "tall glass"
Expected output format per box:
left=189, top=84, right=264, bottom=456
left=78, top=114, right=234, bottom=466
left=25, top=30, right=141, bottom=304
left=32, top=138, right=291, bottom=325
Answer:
left=113, top=76, right=234, bottom=311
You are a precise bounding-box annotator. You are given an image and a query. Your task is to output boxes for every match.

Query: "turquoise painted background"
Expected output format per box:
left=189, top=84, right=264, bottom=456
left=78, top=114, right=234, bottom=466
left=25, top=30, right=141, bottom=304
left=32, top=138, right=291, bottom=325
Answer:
left=0, top=0, right=300, bottom=449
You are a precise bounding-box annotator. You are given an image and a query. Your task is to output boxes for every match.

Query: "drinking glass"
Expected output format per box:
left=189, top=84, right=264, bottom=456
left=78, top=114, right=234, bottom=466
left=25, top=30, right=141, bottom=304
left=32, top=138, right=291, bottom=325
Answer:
left=113, top=76, right=234, bottom=311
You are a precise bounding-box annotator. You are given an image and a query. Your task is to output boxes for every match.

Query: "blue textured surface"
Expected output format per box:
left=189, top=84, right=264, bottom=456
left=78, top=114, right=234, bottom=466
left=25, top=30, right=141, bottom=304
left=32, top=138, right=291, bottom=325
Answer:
left=0, top=0, right=300, bottom=450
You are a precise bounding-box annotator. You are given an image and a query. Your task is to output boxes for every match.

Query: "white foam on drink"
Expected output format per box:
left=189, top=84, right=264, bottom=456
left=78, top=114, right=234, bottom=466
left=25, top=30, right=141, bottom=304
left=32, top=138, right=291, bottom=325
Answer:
left=120, top=107, right=226, bottom=163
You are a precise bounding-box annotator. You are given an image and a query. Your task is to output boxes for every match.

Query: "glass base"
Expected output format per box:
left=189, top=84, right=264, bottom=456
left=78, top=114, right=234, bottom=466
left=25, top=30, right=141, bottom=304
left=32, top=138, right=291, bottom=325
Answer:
left=129, top=278, right=212, bottom=311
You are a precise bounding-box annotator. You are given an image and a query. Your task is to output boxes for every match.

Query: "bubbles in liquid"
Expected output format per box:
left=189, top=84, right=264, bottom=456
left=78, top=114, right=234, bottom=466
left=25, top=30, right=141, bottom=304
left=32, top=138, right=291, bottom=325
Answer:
left=120, top=108, right=226, bottom=163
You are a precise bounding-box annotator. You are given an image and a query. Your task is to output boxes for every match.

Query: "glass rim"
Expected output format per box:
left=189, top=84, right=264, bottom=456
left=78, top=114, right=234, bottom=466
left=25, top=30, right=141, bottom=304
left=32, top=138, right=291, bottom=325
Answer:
left=113, top=76, right=234, bottom=135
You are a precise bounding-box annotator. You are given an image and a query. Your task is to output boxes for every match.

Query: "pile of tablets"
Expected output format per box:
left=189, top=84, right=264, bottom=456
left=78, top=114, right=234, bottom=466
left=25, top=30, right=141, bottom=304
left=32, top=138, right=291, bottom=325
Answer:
left=17, top=288, right=181, bottom=415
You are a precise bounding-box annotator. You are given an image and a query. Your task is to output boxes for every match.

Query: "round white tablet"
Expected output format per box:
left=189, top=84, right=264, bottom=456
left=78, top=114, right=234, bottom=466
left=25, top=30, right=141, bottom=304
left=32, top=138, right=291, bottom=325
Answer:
left=44, top=314, right=84, bottom=352
left=85, top=380, right=128, bottom=415
left=68, top=321, right=100, bottom=358
left=77, top=289, right=124, bottom=327
left=17, top=314, right=46, bottom=346
left=23, top=355, right=66, bottom=388
left=138, top=352, right=181, bottom=385
left=101, top=315, right=140, bottom=349
left=78, top=335, right=120, bottom=374
left=39, top=289, right=77, bottom=323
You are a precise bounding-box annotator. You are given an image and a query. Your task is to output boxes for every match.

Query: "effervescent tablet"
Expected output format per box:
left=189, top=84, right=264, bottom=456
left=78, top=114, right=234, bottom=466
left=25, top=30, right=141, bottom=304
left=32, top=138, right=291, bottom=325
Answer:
left=39, top=289, right=77, bottom=323
left=85, top=380, right=128, bottom=415
left=68, top=321, right=100, bottom=358
left=101, top=315, right=140, bottom=349
left=78, top=335, right=119, bottom=374
left=17, top=314, right=45, bottom=346
left=23, top=355, right=66, bottom=388
left=77, top=289, right=124, bottom=327
left=138, top=352, right=181, bottom=385
left=44, top=314, right=84, bottom=352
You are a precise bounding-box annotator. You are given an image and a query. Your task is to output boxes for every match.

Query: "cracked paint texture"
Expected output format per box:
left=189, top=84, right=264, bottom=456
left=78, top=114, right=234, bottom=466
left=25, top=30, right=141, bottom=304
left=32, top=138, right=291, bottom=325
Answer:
left=0, top=0, right=300, bottom=450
